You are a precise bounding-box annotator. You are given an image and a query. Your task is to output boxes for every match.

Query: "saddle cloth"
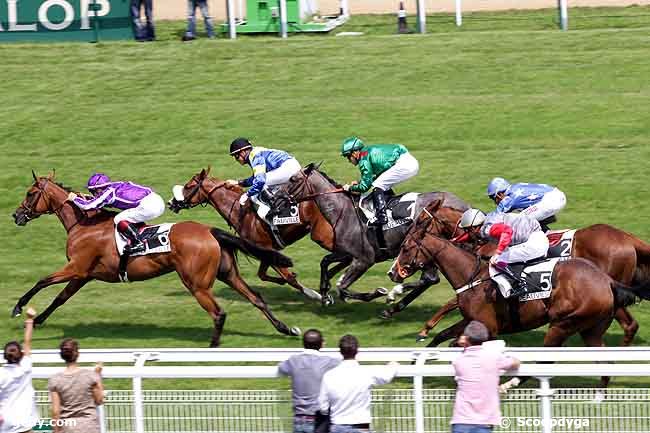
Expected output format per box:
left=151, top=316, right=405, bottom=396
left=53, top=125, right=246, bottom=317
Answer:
left=359, top=192, right=420, bottom=229
left=546, top=229, right=576, bottom=258
left=115, top=223, right=174, bottom=256
left=490, top=257, right=562, bottom=302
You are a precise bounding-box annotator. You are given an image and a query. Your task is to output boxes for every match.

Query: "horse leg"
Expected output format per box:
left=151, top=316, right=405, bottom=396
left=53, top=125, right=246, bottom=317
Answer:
left=269, top=265, right=322, bottom=302
left=319, top=253, right=349, bottom=304
left=614, top=307, right=639, bottom=346
left=579, top=318, right=614, bottom=389
left=13, top=263, right=79, bottom=317
left=336, top=259, right=386, bottom=302
left=219, top=252, right=298, bottom=337
left=34, top=278, right=91, bottom=326
left=191, top=288, right=227, bottom=347
left=380, top=270, right=440, bottom=320
left=257, top=262, right=288, bottom=285
left=326, top=257, right=353, bottom=280
left=416, top=298, right=459, bottom=342
left=427, top=318, right=469, bottom=347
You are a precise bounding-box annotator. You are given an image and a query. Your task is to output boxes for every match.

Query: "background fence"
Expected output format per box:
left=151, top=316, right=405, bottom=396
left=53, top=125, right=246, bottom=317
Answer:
left=28, top=347, right=650, bottom=433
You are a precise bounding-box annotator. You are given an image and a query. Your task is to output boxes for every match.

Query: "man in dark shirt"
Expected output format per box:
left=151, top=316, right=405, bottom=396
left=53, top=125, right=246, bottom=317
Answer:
left=278, top=329, right=340, bottom=433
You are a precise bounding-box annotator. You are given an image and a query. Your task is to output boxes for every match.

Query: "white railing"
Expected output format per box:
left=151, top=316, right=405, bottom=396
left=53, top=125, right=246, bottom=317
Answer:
left=30, top=347, right=650, bottom=433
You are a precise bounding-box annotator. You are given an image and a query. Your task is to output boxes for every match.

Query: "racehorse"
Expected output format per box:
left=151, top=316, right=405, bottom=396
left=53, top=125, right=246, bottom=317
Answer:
left=404, top=202, right=649, bottom=348
left=11, top=172, right=300, bottom=347
left=390, top=211, right=650, bottom=387
left=275, top=163, right=470, bottom=304
left=168, top=167, right=322, bottom=302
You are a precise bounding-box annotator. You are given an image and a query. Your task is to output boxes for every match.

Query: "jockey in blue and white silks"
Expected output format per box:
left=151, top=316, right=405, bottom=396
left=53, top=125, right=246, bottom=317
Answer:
left=486, top=177, right=566, bottom=229
left=67, top=173, right=165, bottom=254
left=227, top=137, right=302, bottom=219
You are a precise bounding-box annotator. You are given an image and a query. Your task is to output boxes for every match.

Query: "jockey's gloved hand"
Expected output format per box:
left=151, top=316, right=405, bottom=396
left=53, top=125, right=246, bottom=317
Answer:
left=226, top=179, right=239, bottom=186
left=239, top=193, right=249, bottom=205
left=342, top=184, right=351, bottom=192
left=67, top=192, right=78, bottom=201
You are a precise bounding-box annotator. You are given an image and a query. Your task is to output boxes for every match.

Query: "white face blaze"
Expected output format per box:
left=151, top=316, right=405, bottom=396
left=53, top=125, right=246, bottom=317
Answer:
left=172, top=185, right=185, bottom=201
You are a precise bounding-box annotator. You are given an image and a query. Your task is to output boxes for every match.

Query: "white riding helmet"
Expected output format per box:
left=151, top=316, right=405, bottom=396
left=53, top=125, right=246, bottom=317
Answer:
left=458, top=208, right=486, bottom=229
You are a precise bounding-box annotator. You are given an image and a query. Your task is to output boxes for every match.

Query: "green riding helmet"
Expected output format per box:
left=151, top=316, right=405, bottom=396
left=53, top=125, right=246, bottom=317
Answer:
left=340, top=136, right=365, bottom=157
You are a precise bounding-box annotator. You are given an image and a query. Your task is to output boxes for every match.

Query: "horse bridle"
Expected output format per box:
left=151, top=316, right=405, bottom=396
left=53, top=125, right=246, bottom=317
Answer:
left=20, top=179, right=67, bottom=221
left=285, top=169, right=344, bottom=204
left=177, top=175, right=228, bottom=210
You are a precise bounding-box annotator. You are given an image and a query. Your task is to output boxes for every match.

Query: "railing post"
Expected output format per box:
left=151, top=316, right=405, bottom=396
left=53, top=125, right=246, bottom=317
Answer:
left=98, top=400, right=107, bottom=433
left=416, top=0, right=426, bottom=34
left=226, top=0, right=237, bottom=39
left=412, top=352, right=437, bottom=433
left=133, top=353, right=148, bottom=433
left=278, top=0, right=288, bottom=38
left=536, top=376, right=554, bottom=433
left=455, top=0, right=462, bottom=26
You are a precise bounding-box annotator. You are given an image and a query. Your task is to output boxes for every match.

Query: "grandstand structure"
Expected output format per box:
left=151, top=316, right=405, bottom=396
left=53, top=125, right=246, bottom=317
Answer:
left=30, top=347, right=650, bottom=433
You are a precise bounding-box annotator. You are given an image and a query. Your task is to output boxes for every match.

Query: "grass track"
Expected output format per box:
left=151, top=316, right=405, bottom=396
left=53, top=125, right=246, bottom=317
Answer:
left=1, top=9, right=650, bottom=389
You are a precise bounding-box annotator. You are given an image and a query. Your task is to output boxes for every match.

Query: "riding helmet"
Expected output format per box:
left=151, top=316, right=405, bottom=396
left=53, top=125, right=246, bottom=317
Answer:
left=340, top=136, right=364, bottom=157
left=487, top=177, right=511, bottom=199
left=87, top=173, right=111, bottom=190
left=458, top=208, right=487, bottom=228
left=230, top=137, right=253, bottom=155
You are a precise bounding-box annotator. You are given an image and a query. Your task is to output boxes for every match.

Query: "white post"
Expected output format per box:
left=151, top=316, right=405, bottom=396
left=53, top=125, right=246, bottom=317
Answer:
left=340, top=0, right=349, bottom=18
left=279, top=0, right=288, bottom=38
left=237, top=0, right=243, bottom=22
left=416, top=0, right=426, bottom=34
left=455, top=0, right=462, bottom=26
left=133, top=354, right=148, bottom=433
left=98, top=402, right=107, bottom=433
left=558, top=0, right=568, bottom=30
left=412, top=352, right=432, bottom=433
left=537, top=377, right=554, bottom=433
left=226, top=0, right=237, bottom=39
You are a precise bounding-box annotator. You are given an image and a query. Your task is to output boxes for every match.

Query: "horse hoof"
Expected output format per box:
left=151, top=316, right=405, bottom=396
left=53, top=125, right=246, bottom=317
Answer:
left=290, top=327, right=302, bottom=336
left=376, top=287, right=389, bottom=296
left=378, top=310, right=393, bottom=320
left=304, top=289, right=322, bottom=302
left=11, top=305, right=22, bottom=318
left=415, top=334, right=427, bottom=343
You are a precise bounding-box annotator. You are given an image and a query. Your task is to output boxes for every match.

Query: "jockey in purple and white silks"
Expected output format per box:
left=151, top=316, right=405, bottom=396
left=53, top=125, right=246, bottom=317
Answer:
left=486, top=177, right=566, bottom=231
left=226, top=137, right=302, bottom=220
left=67, top=173, right=165, bottom=254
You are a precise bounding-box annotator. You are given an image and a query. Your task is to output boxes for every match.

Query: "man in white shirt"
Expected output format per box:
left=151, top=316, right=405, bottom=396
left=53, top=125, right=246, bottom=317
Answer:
left=318, top=335, right=399, bottom=433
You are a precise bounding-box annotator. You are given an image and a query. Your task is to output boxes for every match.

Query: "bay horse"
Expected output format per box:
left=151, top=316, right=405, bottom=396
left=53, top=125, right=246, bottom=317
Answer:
left=404, top=202, right=649, bottom=349
left=11, top=172, right=300, bottom=347
left=168, top=167, right=321, bottom=302
left=276, top=163, right=470, bottom=304
left=390, top=213, right=650, bottom=387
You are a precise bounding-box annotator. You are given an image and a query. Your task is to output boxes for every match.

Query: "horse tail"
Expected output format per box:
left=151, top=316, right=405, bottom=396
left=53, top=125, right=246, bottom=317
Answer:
left=210, top=228, right=293, bottom=268
left=611, top=279, right=650, bottom=307
left=630, top=234, right=650, bottom=284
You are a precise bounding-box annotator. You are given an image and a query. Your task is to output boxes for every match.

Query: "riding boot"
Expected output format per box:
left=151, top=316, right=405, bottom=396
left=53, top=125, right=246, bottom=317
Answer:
left=371, top=188, right=388, bottom=227
left=259, top=189, right=277, bottom=218
left=539, top=215, right=557, bottom=232
left=498, top=264, right=529, bottom=298
left=118, top=222, right=146, bottom=255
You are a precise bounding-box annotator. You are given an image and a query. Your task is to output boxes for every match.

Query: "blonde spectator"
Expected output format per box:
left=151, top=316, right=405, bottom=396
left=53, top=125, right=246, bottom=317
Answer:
left=48, top=339, right=104, bottom=433
left=0, top=308, right=38, bottom=433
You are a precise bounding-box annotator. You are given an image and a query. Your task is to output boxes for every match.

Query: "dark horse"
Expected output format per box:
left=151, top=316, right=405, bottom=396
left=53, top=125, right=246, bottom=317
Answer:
left=168, top=167, right=322, bottom=302
left=11, top=172, right=300, bottom=347
left=390, top=209, right=650, bottom=387
left=276, top=163, right=470, bottom=304
left=405, top=202, right=649, bottom=350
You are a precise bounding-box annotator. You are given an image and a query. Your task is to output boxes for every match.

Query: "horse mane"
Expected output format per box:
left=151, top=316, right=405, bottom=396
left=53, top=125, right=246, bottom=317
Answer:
left=314, top=167, right=342, bottom=188
left=51, top=180, right=73, bottom=192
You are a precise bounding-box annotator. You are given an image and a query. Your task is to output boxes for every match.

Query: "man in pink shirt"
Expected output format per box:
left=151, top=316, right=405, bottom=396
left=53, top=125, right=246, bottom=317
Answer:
left=451, top=321, right=520, bottom=433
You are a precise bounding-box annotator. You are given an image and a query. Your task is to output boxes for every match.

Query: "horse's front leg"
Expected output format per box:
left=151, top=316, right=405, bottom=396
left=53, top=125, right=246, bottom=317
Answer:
left=336, top=259, right=386, bottom=302
left=381, top=269, right=441, bottom=319
left=416, top=297, right=459, bottom=341
left=271, top=265, right=322, bottom=302
left=34, top=278, right=91, bottom=326
left=257, top=262, right=289, bottom=285
left=319, top=253, right=348, bottom=305
left=13, top=263, right=81, bottom=317
left=427, top=318, right=469, bottom=347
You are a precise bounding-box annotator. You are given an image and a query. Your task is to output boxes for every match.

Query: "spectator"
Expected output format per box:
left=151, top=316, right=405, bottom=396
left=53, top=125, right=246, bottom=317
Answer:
left=451, top=321, right=520, bottom=433
left=278, top=329, right=340, bottom=433
left=0, top=308, right=38, bottom=433
left=318, top=335, right=399, bottom=433
left=48, top=339, right=104, bottom=433
left=182, top=0, right=215, bottom=41
left=131, top=0, right=155, bottom=41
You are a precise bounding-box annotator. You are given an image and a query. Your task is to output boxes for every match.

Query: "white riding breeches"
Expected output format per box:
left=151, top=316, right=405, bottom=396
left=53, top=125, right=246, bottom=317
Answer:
left=520, top=188, right=566, bottom=222
left=265, top=158, right=302, bottom=186
left=113, top=193, right=166, bottom=225
left=372, top=152, right=419, bottom=191
left=497, top=231, right=549, bottom=264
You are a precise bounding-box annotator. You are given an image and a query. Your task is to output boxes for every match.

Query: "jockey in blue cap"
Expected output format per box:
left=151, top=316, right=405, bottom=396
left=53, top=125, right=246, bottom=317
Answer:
left=226, top=137, right=302, bottom=221
left=486, top=177, right=566, bottom=231
left=67, top=173, right=165, bottom=254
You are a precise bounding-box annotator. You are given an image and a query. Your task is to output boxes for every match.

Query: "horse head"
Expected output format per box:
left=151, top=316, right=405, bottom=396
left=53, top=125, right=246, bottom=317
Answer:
left=14, top=171, right=68, bottom=226
left=169, top=166, right=219, bottom=213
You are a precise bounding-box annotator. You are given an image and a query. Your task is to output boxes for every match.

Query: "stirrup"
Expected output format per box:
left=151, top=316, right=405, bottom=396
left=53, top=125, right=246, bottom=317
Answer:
left=124, top=241, right=146, bottom=255
left=509, top=282, right=528, bottom=298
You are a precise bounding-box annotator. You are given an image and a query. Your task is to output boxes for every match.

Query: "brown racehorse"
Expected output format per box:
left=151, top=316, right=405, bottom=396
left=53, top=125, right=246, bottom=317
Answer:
left=168, top=167, right=323, bottom=302
left=390, top=212, right=650, bottom=387
left=407, top=202, right=650, bottom=349
left=11, top=172, right=300, bottom=347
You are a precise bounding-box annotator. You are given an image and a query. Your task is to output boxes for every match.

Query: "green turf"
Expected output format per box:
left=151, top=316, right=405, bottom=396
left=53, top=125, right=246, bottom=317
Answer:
left=1, top=8, right=650, bottom=390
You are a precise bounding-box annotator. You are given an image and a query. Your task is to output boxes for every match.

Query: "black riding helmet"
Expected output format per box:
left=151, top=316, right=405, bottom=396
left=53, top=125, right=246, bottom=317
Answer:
left=230, top=137, right=253, bottom=155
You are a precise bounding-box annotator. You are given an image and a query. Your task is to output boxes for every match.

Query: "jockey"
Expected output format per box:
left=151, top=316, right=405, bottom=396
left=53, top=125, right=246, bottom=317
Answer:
left=340, top=137, right=419, bottom=226
left=226, top=137, right=302, bottom=220
left=486, top=177, right=566, bottom=231
left=67, top=173, right=165, bottom=254
left=457, top=208, right=549, bottom=298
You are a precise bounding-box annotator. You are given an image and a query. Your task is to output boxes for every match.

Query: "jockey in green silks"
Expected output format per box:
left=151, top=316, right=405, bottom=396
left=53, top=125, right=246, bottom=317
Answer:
left=340, top=137, right=419, bottom=226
